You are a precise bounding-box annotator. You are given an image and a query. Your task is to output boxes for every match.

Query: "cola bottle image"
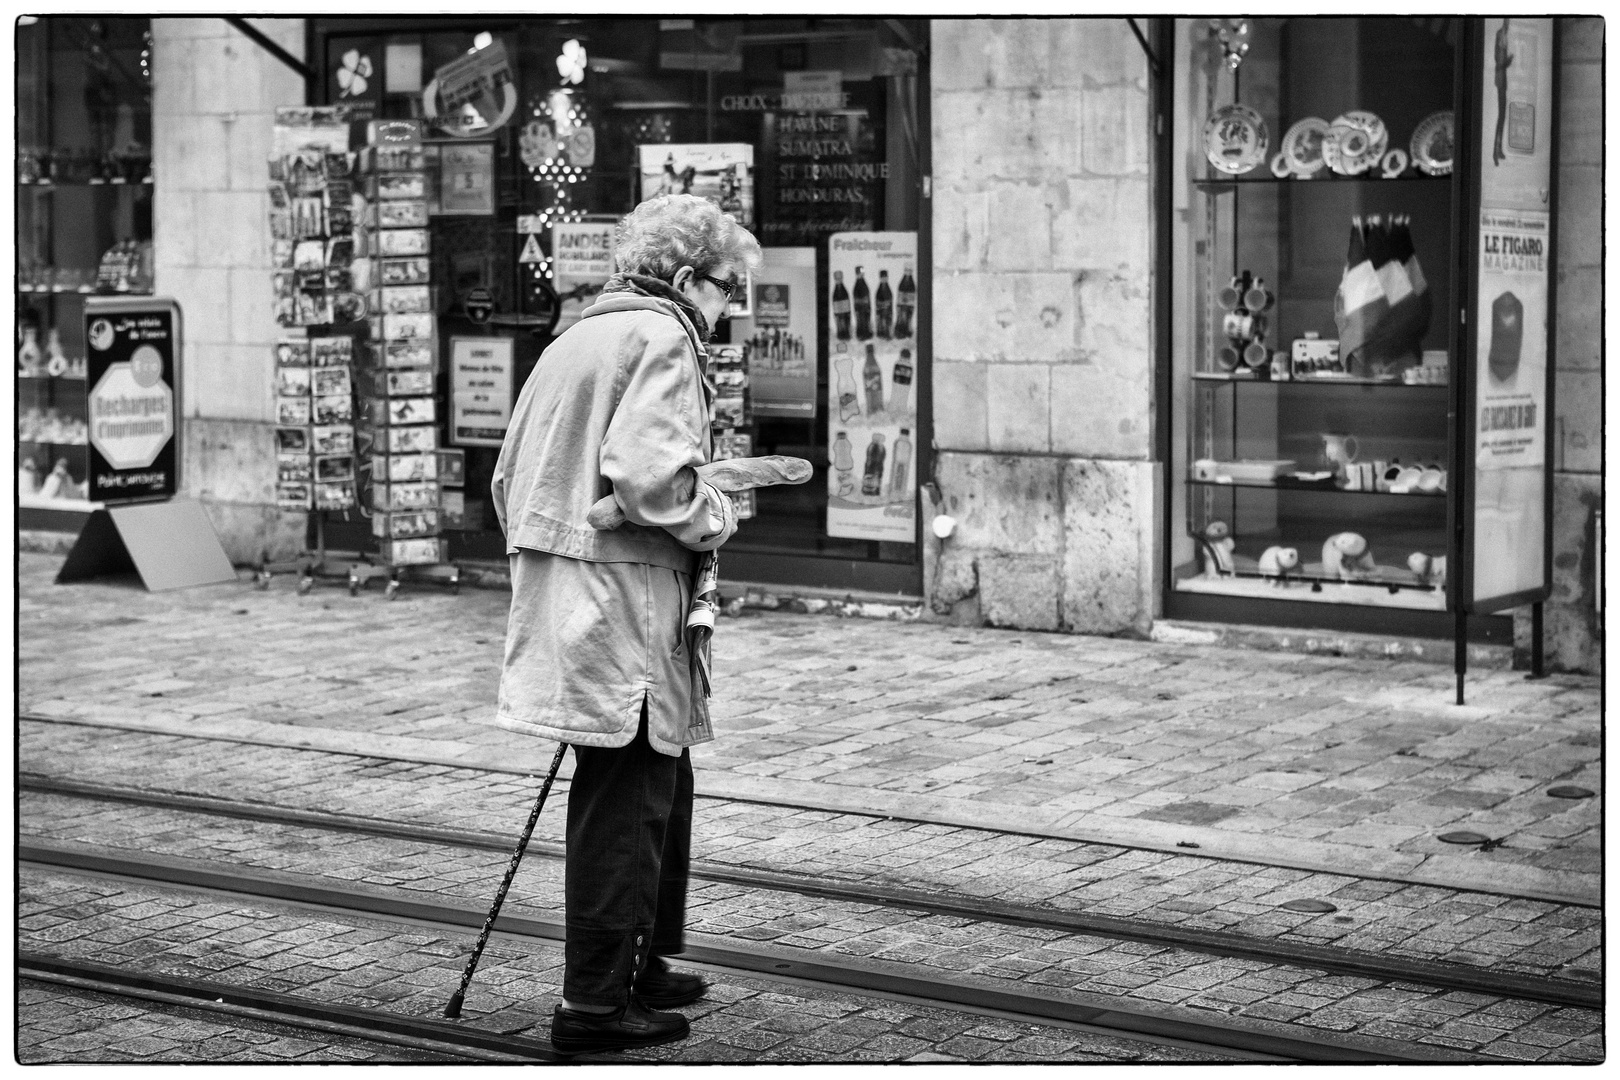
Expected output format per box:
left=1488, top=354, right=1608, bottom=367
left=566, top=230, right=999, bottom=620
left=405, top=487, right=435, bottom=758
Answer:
left=862, top=432, right=886, bottom=497
left=831, top=431, right=855, bottom=496
left=889, top=349, right=913, bottom=416
left=862, top=343, right=884, bottom=415
left=831, top=271, right=851, bottom=341
left=889, top=428, right=912, bottom=500
left=853, top=266, right=872, bottom=340
left=894, top=265, right=917, bottom=339
left=875, top=270, right=893, bottom=339
left=834, top=354, right=860, bottom=421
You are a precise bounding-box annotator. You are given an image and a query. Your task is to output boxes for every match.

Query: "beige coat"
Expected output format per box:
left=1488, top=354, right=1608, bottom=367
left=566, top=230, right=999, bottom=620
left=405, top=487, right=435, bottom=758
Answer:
left=491, top=290, right=737, bottom=755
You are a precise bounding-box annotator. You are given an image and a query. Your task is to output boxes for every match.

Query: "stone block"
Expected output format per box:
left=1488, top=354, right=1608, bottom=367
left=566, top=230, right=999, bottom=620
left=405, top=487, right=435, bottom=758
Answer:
left=229, top=267, right=278, bottom=347
left=150, top=36, right=196, bottom=116
left=934, top=451, right=1064, bottom=555
left=1075, top=267, right=1151, bottom=368
left=1049, top=178, right=1151, bottom=271
left=183, top=417, right=276, bottom=505
left=978, top=553, right=1061, bottom=630
left=930, top=19, right=1144, bottom=92
left=228, top=113, right=277, bottom=192
left=152, top=188, right=197, bottom=270
left=1558, top=59, right=1601, bottom=167
left=1049, top=360, right=1152, bottom=461
left=933, top=271, right=1080, bottom=363
left=154, top=113, right=229, bottom=193
left=236, top=17, right=306, bottom=58
left=1061, top=458, right=1156, bottom=635
left=932, top=361, right=989, bottom=452
left=152, top=17, right=231, bottom=41
left=985, top=363, right=1051, bottom=453
left=187, top=343, right=273, bottom=424
left=192, top=37, right=266, bottom=117
left=196, top=498, right=309, bottom=566
left=1555, top=264, right=1601, bottom=369
left=160, top=266, right=233, bottom=348
left=194, top=190, right=269, bottom=269
left=1559, top=16, right=1604, bottom=62
left=986, top=181, right=1054, bottom=270
left=1081, top=85, right=1151, bottom=177
left=930, top=545, right=979, bottom=609
left=932, top=187, right=990, bottom=271
left=933, top=88, right=1083, bottom=185
left=1555, top=165, right=1600, bottom=268
left=1515, top=472, right=1601, bottom=675
left=1555, top=370, right=1600, bottom=473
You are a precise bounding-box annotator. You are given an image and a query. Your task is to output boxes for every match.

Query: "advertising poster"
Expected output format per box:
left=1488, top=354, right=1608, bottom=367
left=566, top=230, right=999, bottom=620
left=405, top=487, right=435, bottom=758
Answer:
left=825, top=232, right=918, bottom=543
left=436, top=143, right=496, bottom=215
left=84, top=298, right=180, bottom=504
left=450, top=336, right=514, bottom=447
left=638, top=143, right=754, bottom=226
left=552, top=221, right=616, bottom=330
left=1471, top=17, right=1554, bottom=607
left=733, top=247, right=816, bottom=418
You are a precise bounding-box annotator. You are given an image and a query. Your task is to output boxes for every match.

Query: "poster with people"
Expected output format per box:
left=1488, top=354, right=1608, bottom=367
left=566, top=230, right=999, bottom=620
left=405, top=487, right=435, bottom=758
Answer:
left=637, top=143, right=754, bottom=227
left=1471, top=17, right=1554, bottom=607
left=824, top=232, right=918, bottom=543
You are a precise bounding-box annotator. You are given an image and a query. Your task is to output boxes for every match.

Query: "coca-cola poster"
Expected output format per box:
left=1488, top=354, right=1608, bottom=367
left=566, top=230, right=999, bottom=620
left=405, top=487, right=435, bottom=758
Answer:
left=825, top=231, right=917, bottom=544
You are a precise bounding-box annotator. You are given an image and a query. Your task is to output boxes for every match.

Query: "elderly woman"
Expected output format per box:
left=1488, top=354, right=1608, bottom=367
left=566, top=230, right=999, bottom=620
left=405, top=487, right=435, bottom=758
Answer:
left=491, top=194, right=762, bottom=1055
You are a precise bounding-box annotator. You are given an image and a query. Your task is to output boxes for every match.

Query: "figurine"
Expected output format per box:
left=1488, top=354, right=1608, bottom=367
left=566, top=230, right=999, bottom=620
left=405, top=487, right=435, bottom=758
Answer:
left=1197, top=520, right=1237, bottom=577
left=45, top=327, right=69, bottom=377
left=1407, top=552, right=1447, bottom=588
left=38, top=458, right=72, bottom=501
left=1322, top=532, right=1376, bottom=581
left=1257, top=545, right=1299, bottom=586
left=19, top=458, right=40, bottom=497
left=18, top=321, right=43, bottom=376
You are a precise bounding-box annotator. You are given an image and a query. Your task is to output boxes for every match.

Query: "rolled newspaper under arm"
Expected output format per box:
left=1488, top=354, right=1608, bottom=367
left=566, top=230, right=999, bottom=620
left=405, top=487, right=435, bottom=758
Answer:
left=588, top=455, right=812, bottom=530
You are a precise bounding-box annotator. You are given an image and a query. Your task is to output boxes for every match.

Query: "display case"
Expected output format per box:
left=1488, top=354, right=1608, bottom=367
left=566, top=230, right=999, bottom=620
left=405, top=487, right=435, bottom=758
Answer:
left=17, top=16, right=154, bottom=528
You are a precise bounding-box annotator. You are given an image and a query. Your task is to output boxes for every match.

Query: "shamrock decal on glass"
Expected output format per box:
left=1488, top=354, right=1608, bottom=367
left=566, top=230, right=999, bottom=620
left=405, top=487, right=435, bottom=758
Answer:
left=556, top=39, right=587, bottom=85
left=337, top=50, right=373, bottom=97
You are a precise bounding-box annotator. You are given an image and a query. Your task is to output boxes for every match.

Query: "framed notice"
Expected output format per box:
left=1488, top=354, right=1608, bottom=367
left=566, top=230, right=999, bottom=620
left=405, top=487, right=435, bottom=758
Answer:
left=435, top=142, right=495, bottom=215
left=84, top=296, right=181, bottom=504
left=824, top=232, right=918, bottom=544
left=1463, top=17, right=1557, bottom=612
left=450, top=336, right=514, bottom=447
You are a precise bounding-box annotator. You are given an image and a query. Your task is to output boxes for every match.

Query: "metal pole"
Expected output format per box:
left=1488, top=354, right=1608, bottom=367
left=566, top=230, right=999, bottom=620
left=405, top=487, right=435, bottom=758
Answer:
left=445, top=742, right=569, bottom=1019
left=1454, top=609, right=1466, bottom=705
left=1529, top=600, right=1546, bottom=678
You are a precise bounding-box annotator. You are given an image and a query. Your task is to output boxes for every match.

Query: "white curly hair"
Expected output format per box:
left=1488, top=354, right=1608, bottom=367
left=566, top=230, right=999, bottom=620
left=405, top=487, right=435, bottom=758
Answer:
left=613, top=194, right=763, bottom=281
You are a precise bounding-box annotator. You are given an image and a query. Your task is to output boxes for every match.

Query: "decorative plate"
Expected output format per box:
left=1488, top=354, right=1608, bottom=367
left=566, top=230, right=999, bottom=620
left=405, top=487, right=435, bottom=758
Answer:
left=1410, top=110, right=1454, bottom=175
left=1323, top=111, right=1387, bottom=176
left=1280, top=117, right=1330, bottom=176
left=1203, top=104, right=1269, bottom=175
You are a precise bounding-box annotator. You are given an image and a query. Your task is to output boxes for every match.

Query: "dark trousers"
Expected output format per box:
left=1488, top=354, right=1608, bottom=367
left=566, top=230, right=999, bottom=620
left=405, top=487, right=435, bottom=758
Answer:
left=563, top=704, right=693, bottom=1006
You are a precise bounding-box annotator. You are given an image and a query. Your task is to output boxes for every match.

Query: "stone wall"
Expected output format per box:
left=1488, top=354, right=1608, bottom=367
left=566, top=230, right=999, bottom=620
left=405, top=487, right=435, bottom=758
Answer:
left=152, top=17, right=305, bottom=564
left=927, top=19, right=1157, bottom=635
left=1515, top=17, right=1603, bottom=673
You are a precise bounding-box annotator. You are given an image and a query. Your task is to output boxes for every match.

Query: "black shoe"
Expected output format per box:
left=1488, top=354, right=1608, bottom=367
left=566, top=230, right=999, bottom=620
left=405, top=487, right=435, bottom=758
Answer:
left=550, top=999, right=690, bottom=1055
left=633, top=956, right=707, bottom=1008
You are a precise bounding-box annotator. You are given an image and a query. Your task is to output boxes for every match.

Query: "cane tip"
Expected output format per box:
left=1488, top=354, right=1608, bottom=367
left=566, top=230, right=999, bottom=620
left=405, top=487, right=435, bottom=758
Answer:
left=444, top=994, right=464, bottom=1019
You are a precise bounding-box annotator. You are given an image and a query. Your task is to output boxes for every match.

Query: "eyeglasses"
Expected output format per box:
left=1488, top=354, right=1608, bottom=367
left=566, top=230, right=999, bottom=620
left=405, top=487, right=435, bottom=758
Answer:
left=699, top=273, right=737, bottom=300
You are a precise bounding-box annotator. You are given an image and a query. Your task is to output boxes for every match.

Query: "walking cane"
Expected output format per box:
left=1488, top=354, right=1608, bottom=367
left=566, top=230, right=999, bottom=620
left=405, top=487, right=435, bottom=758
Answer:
left=445, top=741, right=569, bottom=1019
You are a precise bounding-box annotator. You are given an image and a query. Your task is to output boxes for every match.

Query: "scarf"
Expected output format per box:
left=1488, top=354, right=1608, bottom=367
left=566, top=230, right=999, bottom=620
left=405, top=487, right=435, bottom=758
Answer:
left=600, top=272, right=712, bottom=343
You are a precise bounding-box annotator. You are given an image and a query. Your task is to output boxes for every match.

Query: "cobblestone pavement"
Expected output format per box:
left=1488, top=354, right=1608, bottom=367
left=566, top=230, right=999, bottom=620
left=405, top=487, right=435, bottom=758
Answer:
left=18, top=867, right=1236, bottom=1064
left=20, top=721, right=1603, bottom=984
left=17, top=980, right=459, bottom=1063
left=18, top=802, right=1603, bottom=1063
left=18, top=552, right=1600, bottom=902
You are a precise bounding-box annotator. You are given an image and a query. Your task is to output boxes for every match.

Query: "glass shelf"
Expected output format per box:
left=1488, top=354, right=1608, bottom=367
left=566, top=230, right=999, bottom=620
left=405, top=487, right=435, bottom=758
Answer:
left=1192, top=372, right=1449, bottom=388
left=1194, top=173, right=1451, bottom=188
left=20, top=178, right=153, bottom=188
left=1187, top=478, right=1445, bottom=499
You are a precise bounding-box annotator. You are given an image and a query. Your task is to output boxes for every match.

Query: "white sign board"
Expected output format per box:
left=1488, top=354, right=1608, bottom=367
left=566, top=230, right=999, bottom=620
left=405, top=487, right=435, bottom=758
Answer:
left=450, top=336, right=514, bottom=447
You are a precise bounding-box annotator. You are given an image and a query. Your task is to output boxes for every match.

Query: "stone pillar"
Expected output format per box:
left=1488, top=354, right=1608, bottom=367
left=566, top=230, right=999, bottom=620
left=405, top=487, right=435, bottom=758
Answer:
left=1514, top=17, right=1603, bottom=674
left=928, top=19, right=1157, bottom=635
left=152, top=17, right=306, bottom=563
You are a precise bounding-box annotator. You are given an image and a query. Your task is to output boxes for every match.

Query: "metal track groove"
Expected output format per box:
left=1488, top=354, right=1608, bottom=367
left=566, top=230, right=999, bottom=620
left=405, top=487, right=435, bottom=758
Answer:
left=21, top=840, right=1508, bottom=1064
left=20, top=773, right=1601, bottom=1012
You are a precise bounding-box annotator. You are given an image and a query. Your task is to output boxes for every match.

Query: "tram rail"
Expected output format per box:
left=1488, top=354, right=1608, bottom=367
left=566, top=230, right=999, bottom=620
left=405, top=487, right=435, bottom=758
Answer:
left=21, top=773, right=1601, bottom=1013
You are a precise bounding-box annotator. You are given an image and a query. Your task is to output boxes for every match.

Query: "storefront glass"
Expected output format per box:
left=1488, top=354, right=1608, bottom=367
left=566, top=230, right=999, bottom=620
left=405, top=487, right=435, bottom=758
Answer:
left=309, top=18, right=927, bottom=593
left=17, top=16, right=155, bottom=527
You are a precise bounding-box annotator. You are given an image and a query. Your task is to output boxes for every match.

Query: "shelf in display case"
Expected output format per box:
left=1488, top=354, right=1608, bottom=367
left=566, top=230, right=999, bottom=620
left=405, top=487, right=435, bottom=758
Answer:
left=1192, top=372, right=1449, bottom=388
left=1176, top=568, right=1447, bottom=610
left=1193, top=174, right=1451, bottom=189
left=1187, top=478, right=1445, bottom=499
left=20, top=178, right=154, bottom=188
